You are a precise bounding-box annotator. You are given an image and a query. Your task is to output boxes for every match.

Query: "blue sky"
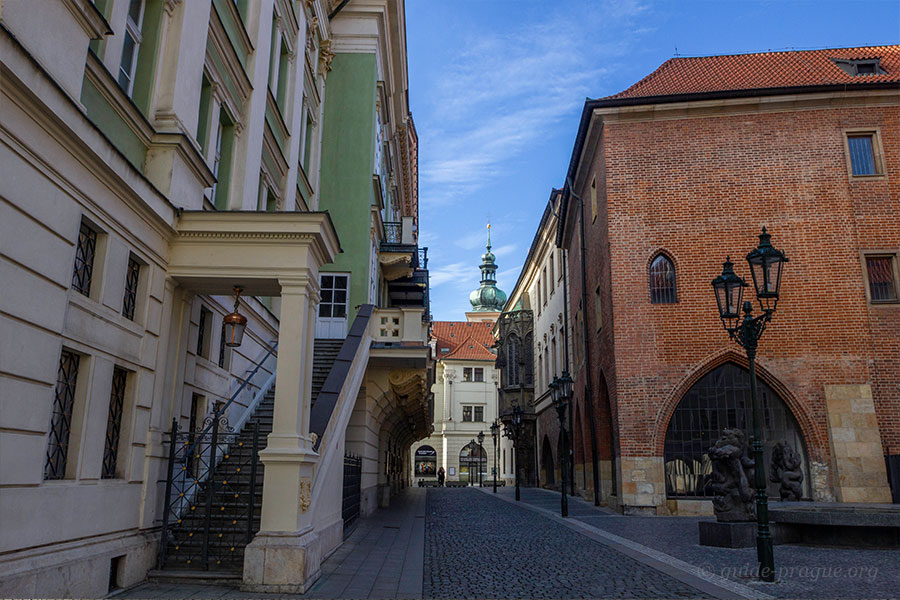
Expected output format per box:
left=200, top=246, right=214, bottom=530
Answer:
left=406, top=0, right=900, bottom=321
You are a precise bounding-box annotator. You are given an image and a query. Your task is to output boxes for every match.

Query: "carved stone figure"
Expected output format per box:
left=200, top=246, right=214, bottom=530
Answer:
left=708, top=428, right=756, bottom=522
left=770, top=441, right=804, bottom=501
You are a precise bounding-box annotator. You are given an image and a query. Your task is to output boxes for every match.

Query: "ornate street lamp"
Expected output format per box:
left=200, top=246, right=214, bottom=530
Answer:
left=490, top=420, right=499, bottom=493
left=477, top=431, right=485, bottom=487
left=550, top=372, right=573, bottom=518
left=711, top=227, right=788, bottom=583
left=469, top=438, right=476, bottom=487
left=504, top=405, right=524, bottom=501
left=222, top=287, right=248, bottom=347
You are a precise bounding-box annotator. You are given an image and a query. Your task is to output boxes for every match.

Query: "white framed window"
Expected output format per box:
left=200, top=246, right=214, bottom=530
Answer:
left=118, top=0, right=145, bottom=96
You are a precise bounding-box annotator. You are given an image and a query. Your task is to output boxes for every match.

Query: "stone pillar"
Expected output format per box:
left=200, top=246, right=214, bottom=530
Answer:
left=243, top=277, right=321, bottom=593
left=825, top=384, right=892, bottom=503
left=618, top=456, right=667, bottom=515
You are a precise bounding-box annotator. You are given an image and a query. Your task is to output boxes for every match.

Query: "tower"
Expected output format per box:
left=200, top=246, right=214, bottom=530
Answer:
left=466, top=224, right=508, bottom=322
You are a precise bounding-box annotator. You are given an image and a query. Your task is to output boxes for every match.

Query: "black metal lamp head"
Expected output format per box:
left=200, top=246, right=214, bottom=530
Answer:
left=549, top=378, right=560, bottom=404
left=746, top=227, right=788, bottom=313
left=490, top=420, right=499, bottom=439
left=477, top=431, right=485, bottom=445
left=712, top=256, right=747, bottom=331
left=558, top=371, right=573, bottom=401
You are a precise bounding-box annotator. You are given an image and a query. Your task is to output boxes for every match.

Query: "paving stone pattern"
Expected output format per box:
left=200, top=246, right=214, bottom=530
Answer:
left=424, top=488, right=700, bottom=599
left=508, top=487, right=900, bottom=600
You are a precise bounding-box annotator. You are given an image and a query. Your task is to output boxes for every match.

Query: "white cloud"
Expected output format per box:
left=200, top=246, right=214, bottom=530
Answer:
left=492, top=244, right=518, bottom=257
left=428, top=261, right=471, bottom=287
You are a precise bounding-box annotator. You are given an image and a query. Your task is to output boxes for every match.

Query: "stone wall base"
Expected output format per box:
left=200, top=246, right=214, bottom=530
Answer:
left=0, top=530, right=157, bottom=598
left=242, top=529, right=321, bottom=594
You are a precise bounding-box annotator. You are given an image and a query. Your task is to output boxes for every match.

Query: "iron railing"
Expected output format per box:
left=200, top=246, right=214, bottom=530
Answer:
left=342, top=454, right=362, bottom=536
left=383, top=221, right=402, bottom=244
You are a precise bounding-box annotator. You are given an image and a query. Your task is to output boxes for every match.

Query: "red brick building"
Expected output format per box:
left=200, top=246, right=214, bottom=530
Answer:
left=557, top=46, right=900, bottom=515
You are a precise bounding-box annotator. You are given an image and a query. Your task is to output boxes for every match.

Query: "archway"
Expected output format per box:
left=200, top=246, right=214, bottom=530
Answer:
left=574, top=406, right=586, bottom=491
left=414, top=445, right=437, bottom=478
left=540, top=435, right=555, bottom=488
left=663, top=361, right=811, bottom=499
left=459, top=441, right=486, bottom=484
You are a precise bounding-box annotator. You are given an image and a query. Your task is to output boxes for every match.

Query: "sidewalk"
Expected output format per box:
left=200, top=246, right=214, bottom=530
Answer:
left=489, top=487, right=900, bottom=600
left=117, top=488, right=425, bottom=599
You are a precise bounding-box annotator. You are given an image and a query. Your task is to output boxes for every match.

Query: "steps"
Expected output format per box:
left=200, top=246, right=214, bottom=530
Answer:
left=158, top=338, right=347, bottom=575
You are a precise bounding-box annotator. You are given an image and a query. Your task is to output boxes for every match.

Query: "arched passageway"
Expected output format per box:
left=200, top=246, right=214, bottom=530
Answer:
left=541, top=435, right=555, bottom=488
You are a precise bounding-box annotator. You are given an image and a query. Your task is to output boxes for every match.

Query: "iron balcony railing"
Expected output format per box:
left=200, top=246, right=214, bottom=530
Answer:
left=384, top=221, right=402, bottom=244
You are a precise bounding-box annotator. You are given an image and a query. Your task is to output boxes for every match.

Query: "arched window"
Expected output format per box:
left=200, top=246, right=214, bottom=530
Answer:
left=649, top=254, right=677, bottom=304
left=663, top=362, right=810, bottom=499
left=505, top=334, right=520, bottom=386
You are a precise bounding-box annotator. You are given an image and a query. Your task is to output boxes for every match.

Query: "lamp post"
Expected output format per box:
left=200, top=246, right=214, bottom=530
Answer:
left=477, top=431, right=485, bottom=487
left=222, top=287, right=247, bottom=347
left=469, top=438, right=476, bottom=487
left=550, top=372, right=573, bottom=518
left=504, top=405, right=524, bottom=501
left=711, top=227, right=788, bottom=583
left=490, top=420, right=499, bottom=493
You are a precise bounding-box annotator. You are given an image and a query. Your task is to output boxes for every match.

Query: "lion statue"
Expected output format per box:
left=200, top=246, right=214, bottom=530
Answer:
left=770, top=441, right=804, bottom=501
left=707, top=428, right=756, bottom=522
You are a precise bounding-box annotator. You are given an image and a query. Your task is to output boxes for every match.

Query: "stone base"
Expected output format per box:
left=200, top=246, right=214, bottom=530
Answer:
left=242, top=529, right=321, bottom=594
left=699, top=521, right=759, bottom=548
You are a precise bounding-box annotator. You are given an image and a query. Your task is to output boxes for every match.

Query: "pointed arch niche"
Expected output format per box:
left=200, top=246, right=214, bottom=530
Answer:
left=662, top=361, right=811, bottom=499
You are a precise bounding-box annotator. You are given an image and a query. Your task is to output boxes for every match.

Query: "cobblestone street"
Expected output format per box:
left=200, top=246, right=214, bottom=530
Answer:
left=117, top=487, right=900, bottom=600
left=424, top=489, right=701, bottom=599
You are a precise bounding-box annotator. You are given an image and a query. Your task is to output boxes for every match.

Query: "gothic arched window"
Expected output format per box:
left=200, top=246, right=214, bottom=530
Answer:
left=649, top=254, right=677, bottom=304
left=505, top=334, right=520, bottom=386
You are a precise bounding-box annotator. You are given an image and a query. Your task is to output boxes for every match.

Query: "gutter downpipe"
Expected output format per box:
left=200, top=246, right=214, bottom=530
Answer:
left=565, top=177, right=601, bottom=507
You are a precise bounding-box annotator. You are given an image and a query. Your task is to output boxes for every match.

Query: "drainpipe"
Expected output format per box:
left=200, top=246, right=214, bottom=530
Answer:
left=565, top=178, right=601, bottom=507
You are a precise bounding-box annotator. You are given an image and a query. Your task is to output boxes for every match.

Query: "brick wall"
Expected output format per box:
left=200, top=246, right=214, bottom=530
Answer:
left=566, top=101, right=899, bottom=505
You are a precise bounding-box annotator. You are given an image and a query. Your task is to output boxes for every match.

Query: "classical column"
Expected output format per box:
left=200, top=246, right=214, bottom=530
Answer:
left=244, top=277, right=321, bottom=593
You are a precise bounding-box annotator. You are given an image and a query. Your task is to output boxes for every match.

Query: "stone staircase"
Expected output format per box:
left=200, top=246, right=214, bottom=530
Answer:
left=154, top=339, right=346, bottom=575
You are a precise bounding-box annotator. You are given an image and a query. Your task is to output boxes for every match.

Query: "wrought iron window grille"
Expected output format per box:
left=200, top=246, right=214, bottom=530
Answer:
left=102, top=368, right=128, bottom=479
left=72, top=221, right=97, bottom=297
left=45, top=351, right=80, bottom=480
left=122, top=256, right=140, bottom=320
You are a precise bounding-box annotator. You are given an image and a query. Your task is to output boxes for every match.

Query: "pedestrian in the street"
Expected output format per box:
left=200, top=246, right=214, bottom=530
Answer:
left=437, top=466, right=445, bottom=487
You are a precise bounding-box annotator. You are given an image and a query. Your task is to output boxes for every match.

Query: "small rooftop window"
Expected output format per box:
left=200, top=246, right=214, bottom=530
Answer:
left=833, top=58, right=884, bottom=77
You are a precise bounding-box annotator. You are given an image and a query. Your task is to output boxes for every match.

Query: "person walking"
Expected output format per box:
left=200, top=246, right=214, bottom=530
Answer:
left=437, top=466, right=445, bottom=487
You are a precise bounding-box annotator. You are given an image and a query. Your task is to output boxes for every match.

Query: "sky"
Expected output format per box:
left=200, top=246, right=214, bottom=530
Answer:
left=406, top=0, right=900, bottom=321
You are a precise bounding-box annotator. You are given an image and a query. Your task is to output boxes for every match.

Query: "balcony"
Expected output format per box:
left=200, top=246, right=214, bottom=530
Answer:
left=368, top=307, right=431, bottom=369
left=379, top=218, right=430, bottom=313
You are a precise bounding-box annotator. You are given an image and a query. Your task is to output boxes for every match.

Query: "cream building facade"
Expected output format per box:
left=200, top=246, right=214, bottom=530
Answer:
left=0, top=0, right=429, bottom=596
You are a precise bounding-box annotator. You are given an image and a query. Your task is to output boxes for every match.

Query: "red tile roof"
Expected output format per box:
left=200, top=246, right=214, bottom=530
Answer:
left=606, top=45, right=900, bottom=100
left=431, top=321, right=496, bottom=361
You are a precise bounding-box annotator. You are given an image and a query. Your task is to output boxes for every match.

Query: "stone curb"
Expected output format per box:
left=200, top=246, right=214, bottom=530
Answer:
left=478, top=488, right=774, bottom=600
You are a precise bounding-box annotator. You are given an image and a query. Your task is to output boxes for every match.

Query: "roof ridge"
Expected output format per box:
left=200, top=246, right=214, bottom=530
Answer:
left=666, top=44, right=899, bottom=60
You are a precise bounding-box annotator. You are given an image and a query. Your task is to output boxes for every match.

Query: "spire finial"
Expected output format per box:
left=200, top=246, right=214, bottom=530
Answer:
left=486, top=222, right=491, bottom=251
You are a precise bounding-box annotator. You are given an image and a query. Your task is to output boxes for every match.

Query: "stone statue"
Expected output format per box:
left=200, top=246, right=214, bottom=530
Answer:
left=708, top=428, right=756, bottom=522
left=770, top=441, right=804, bottom=501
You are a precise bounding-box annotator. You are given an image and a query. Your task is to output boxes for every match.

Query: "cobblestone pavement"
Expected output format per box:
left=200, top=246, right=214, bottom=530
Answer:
left=424, top=488, right=702, bottom=599
left=504, top=487, right=900, bottom=600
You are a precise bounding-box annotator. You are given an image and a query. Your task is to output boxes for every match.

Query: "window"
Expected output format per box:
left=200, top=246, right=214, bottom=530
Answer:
left=649, top=254, right=678, bottom=304
left=590, top=177, right=597, bottom=223
left=474, top=406, right=484, bottom=422
left=542, top=268, right=548, bottom=305
left=302, top=111, right=315, bottom=173
left=558, top=249, right=565, bottom=281
left=462, top=406, right=473, bottom=422
left=463, top=367, right=473, bottom=382
left=845, top=132, right=885, bottom=177
left=833, top=58, right=884, bottom=77
left=594, top=285, right=603, bottom=331
left=117, top=0, right=145, bottom=96
left=197, top=307, right=212, bottom=358
left=549, top=255, right=555, bottom=294
left=122, top=255, right=141, bottom=320
left=45, top=351, right=80, bottom=480
left=102, top=368, right=128, bottom=478
left=865, top=255, right=899, bottom=303
left=197, top=73, right=213, bottom=154
left=72, top=220, right=98, bottom=297
left=212, top=110, right=235, bottom=209
left=473, top=368, right=484, bottom=382
left=276, top=38, right=291, bottom=111
left=319, top=275, right=349, bottom=319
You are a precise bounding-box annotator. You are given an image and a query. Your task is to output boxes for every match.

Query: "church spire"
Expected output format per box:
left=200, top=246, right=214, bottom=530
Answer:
left=469, top=223, right=507, bottom=312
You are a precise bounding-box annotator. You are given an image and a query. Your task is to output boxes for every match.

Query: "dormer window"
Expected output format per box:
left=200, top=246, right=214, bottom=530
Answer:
left=833, top=58, right=884, bottom=77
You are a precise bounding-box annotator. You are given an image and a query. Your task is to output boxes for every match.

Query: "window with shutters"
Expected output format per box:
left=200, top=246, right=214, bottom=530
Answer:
left=844, top=130, right=885, bottom=178
left=102, top=368, right=128, bottom=478
left=864, top=254, right=899, bottom=303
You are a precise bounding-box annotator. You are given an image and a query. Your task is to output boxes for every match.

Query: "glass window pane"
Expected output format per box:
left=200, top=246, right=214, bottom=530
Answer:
left=334, top=290, right=346, bottom=304
left=118, top=34, right=136, bottom=90
left=334, top=276, right=348, bottom=290
left=320, top=290, right=332, bottom=304
left=867, top=257, right=897, bottom=301
left=848, top=136, right=876, bottom=175
left=333, top=304, right=346, bottom=318
left=321, top=275, right=333, bottom=289
left=319, top=304, right=331, bottom=318
left=128, top=0, right=143, bottom=24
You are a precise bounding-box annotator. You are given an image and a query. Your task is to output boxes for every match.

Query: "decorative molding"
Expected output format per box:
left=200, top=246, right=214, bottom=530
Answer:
left=62, top=0, right=112, bottom=40
left=318, top=39, right=335, bottom=73
left=299, top=478, right=311, bottom=512
left=162, top=0, right=183, bottom=17
left=176, top=231, right=317, bottom=241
